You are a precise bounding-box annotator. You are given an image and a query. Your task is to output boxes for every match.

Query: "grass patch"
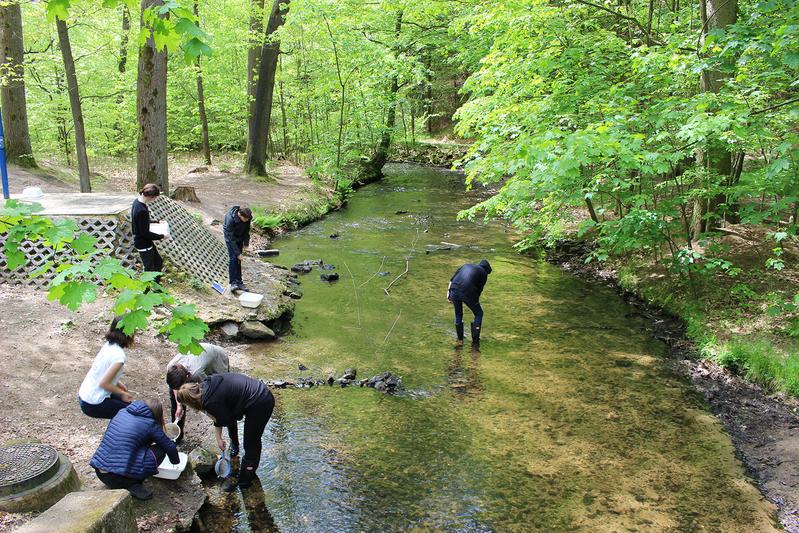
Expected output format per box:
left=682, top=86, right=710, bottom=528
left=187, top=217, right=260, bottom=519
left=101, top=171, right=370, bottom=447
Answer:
left=714, top=338, right=799, bottom=395
left=251, top=184, right=344, bottom=234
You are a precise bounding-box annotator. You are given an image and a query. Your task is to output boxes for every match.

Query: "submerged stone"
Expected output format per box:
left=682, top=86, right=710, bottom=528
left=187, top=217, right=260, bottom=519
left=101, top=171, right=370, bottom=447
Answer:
left=320, top=273, right=340, bottom=282
left=189, top=446, right=216, bottom=477
left=291, top=264, right=312, bottom=273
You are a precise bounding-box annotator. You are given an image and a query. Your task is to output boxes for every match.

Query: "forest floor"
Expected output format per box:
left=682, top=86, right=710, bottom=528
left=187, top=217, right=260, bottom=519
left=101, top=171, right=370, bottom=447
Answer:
left=7, top=152, right=333, bottom=232
left=0, top=153, right=326, bottom=531
left=546, top=226, right=799, bottom=531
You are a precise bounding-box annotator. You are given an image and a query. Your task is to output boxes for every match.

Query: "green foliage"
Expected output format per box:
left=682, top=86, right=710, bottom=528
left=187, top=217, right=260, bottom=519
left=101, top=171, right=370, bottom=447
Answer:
left=451, top=0, right=799, bottom=275
left=1, top=200, right=206, bottom=353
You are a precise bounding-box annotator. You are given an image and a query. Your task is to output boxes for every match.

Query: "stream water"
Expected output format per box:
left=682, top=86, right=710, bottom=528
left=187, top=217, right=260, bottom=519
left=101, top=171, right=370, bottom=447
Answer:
left=200, top=164, right=777, bottom=532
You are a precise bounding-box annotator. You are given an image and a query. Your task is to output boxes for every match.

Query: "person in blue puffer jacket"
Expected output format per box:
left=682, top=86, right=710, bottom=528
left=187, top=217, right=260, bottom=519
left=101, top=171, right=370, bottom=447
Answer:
left=90, top=399, right=180, bottom=500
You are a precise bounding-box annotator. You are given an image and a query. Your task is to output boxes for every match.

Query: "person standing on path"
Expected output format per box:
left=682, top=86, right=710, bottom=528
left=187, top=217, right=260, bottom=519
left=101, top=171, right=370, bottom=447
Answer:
left=177, top=372, right=274, bottom=492
left=78, top=317, right=135, bottom=419
left=131, top=183, right=169, bottom=280
left=223, top=205, right=252, bottom=292
left=447, top=259, right=492, bottom=345
left=165, top=343, right=231, bottom=446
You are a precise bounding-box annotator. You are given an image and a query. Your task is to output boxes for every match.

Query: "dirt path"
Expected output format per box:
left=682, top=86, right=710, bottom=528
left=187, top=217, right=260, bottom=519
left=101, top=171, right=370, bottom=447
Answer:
left=5, top=153, right=320, bottom=224
left=0, top=285, right=262, bottom=531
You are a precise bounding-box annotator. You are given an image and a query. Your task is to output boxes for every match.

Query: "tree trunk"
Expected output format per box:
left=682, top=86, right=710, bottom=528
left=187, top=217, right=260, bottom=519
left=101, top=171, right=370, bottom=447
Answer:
left=118, top=6, right=130, bottom=74
left=247, top=0, right=265, bottom=142
left=244, top=0, right=289, bottom=176
left=359, top=10, right=403, bottom=185
left=691, top=0, right=737, bottom=240
left=136, top=0, right=169, bottom=193
left=194, top=2, right=211, bottom=165
left=56, top=18, right=91, bottom=193
left=0, top=1, right=35, bottom=168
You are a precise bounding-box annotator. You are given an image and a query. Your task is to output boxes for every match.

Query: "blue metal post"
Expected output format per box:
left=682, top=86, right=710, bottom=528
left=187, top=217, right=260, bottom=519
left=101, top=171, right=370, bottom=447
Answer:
left=0, top=106, right=9, bottom=200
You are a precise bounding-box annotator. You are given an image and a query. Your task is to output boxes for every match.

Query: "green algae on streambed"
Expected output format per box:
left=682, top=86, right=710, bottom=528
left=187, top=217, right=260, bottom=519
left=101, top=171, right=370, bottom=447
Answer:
left=202, top=164, right=778, bottom=532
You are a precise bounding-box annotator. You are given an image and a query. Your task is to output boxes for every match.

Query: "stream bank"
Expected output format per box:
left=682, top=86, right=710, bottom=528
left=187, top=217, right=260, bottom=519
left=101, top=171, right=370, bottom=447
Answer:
left=546, top=240, right=799, bottom=532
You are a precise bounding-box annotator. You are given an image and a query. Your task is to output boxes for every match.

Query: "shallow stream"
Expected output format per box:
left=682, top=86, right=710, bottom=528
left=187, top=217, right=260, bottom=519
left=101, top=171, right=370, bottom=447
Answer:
left=201, top=164, right=776, bottom=532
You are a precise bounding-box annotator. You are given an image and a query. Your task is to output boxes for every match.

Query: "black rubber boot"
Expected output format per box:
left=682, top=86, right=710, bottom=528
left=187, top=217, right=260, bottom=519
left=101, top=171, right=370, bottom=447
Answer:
left=238, top=466, right=257, bottom=489
left=470, top=322, right=481, bottom=344
left=128, top=483, right=153, bottom=501
left=455, top=323, right=464, bottom=342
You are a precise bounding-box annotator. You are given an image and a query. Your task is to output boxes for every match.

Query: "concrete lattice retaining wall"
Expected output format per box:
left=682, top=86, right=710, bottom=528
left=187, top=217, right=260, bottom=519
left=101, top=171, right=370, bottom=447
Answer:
left=0, top=196, right=228, bottom=288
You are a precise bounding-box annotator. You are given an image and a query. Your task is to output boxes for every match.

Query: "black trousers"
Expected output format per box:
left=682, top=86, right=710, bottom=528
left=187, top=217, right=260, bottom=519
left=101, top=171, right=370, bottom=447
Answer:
left=169, top=386, right=239, bottom=447
left=138, top=247, right=163, bottom=278
left=241, top=390, right=275, bottom=470
left=95, top=445, right=166, bottom=488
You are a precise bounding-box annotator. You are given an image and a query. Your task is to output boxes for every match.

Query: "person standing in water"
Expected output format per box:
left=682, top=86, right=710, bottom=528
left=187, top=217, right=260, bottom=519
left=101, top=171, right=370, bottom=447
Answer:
left=165, top=343, right=231, bottom=446
left=223, top=205, right=252, bottom=292
left=131, top=183, right=169, bottom=280
left=177, top=372, right=274, bottom=491
left=447, top=259, right=492, bottom=344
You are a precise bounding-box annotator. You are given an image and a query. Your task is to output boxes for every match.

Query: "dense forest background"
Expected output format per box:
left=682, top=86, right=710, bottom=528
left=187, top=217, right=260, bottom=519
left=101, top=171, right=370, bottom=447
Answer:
left=2, top=0, right=799, bottom=390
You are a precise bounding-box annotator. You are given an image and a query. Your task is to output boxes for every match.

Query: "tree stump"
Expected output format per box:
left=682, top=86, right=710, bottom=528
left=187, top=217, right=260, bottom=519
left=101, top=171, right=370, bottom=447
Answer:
left=171, top=186, right=200, bottom=203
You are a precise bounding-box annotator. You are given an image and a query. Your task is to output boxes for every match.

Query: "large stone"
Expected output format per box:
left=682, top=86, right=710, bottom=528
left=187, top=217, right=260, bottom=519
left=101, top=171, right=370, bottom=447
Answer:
left=220, top=322, right=239, bottom=338
left=320, top=273, right=339, bottom=282
left=189, top=446, right=217, bottom=477
left=16, top=490, right=136, bottom=533
left=240, top=321, right=276, bottom=340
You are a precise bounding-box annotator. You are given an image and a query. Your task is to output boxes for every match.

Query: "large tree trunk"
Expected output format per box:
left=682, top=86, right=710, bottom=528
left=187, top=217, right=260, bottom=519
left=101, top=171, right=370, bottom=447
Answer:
left=244, top=0, right=289, bottom=176
left=691, top=0, right=737, bottom=240
left=136, top=0, right=169, bottom=193
left=359, top=10, right=403, bottom=185
left=56, top=18, right=91, bottom=193
left=0, top=1, right=35, bottom=168
left=247, top=0, right=265, bottom=142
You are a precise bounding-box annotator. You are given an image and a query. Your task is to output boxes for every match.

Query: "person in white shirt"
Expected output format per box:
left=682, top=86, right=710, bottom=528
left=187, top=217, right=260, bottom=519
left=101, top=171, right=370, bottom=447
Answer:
left=78, top=318, right=135, bottom=419
left=165, top=343, right=230, bottom=446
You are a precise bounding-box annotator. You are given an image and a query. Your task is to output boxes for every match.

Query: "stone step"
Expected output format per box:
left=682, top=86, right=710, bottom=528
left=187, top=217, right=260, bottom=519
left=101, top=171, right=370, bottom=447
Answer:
left=16, top=489, right=136, bottom=533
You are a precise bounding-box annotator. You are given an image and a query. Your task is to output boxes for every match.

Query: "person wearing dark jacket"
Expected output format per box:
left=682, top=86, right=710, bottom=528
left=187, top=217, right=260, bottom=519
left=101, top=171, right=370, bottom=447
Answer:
left=447, top=259, right=492, bottom=344
left=90, top=399, right=180, bottom=501
left=131, top=183, right=169, bottom=279
left=177, top=373, right=274, bottom=491
left=223, top=205, right=252, bottom=291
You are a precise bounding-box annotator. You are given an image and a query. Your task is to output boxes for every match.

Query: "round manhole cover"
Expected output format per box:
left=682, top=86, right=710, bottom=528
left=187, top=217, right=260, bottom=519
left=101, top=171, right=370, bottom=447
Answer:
left=0, top=444, right=60, bottom=498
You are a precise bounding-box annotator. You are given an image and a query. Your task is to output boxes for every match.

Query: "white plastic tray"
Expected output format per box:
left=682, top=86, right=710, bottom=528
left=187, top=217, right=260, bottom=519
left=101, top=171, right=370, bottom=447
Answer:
left=154, top=451, right=188, bottom=480
left=239, top=291, right=263, bottom=308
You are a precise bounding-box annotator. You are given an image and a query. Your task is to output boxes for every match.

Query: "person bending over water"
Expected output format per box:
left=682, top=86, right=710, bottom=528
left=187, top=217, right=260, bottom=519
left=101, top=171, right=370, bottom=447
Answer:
left=90, top=399, right=180, bottom=500
left=447, top=259, right=492, bottom=345
left=166, top=343, right=231, bottom=446
left=78, top=317, right=134, bottom=419
left=177, top=373, right=274, bottom=491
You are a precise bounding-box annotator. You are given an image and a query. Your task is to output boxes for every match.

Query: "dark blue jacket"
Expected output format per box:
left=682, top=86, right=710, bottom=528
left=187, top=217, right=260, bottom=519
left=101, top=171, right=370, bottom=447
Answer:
left=449, top=260, right=492, bottom=302
left=223, top=206, right=251, bottom=255
left=90, top=401, right=179, bottom=479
